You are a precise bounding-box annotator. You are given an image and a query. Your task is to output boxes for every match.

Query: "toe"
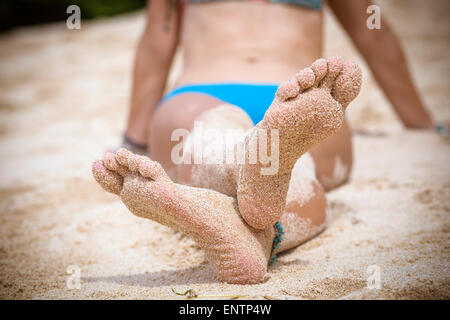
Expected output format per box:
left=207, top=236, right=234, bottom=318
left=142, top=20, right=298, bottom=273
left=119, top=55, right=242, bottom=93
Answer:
left=117, top=148, right=148, bottom=173
left=116, top=148, right=170, bottom=181
left=310, top=58, right=328, bottom=86
left=320, top=57, right=343, bottom=88
left=103, top=152, right=128, bottom=176
left=116, top=148, right=133, bottom=168
left=332, top=61, right=362, bottom=108
left=126, top=153, right=143, bottom=172
left=276, top=79, right=300, bottom=101
left=92, top=160, right=123, bottom=195
left=138, top=158, right=169, bottom=181
left=295, top=67, right=315, bottom=92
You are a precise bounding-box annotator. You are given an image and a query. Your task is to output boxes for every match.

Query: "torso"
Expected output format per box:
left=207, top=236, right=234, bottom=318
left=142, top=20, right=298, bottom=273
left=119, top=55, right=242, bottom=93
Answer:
left=175, top=1, right=324, bottom=86
left=152, top=1, right=351, bottom=189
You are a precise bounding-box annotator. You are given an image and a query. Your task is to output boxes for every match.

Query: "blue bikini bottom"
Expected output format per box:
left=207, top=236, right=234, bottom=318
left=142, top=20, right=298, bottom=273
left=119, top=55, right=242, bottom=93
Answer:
left=159, top=83, right=280, bottom=125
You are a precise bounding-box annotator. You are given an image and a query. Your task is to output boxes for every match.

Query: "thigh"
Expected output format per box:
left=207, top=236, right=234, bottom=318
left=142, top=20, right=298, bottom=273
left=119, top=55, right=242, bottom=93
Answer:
left=309, top=119, right=353, bottom=191
left=149, top=93, right=225, bottom=178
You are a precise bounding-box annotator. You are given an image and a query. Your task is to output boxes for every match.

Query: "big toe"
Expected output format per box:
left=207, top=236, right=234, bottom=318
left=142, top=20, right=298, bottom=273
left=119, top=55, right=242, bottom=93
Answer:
left=332, top=61, right=362, bottom=108
left=92, top=160, right=123, bottom=195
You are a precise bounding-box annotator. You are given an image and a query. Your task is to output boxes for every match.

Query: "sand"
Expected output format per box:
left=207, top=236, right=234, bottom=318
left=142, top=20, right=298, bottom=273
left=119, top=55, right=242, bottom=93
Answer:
left=0, top=0, right=449, bottom=299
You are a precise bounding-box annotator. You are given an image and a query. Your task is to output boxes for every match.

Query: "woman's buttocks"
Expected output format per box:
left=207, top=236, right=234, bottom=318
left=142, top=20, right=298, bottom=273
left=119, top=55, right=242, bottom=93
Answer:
left=176, top=1, right=324, bottom=85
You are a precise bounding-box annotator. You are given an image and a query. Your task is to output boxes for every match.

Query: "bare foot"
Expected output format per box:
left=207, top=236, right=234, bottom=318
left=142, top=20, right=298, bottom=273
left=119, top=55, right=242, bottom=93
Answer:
left=92, top=149, right=274, bottom=284
left=238, top=57, right=362, bottom=229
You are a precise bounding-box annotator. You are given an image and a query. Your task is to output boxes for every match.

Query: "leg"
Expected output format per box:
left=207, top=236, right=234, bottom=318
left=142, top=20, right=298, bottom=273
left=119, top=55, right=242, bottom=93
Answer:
left=92, top=57, right=362, bottom=284
left=309, top=119, right=353, bottom=191
left=92, top=149, right=274, bottom=284
left=176, top=104, right=253, bottom=196
left=148, top=93, right=230, bottom=180
left=276, top=153, right=327, bottom=253
left=91, top=149, right=325, bottom=283
left=153, top=97, right=327, bottom=249
left=148, top=58, right=361, bottom=241
left=149, top=92, right=254, bottom=195
left=237, top=57, right=362, bottom=230
left=179, top=114, right=328, bottom=249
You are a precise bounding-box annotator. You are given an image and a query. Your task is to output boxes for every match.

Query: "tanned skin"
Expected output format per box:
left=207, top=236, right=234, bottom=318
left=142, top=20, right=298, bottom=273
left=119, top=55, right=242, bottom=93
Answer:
left=125, top=0, right=434, bottom=150
left=125, top=0, right=183, bottom=147
left=328, top=0, right=433, bottom=129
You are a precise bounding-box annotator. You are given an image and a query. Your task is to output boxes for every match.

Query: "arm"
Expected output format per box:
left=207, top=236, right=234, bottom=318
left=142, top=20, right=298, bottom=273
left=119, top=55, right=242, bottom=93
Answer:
left=328, top=0, right=434, bottom=129
left=125, top=0, right=182, bottom=147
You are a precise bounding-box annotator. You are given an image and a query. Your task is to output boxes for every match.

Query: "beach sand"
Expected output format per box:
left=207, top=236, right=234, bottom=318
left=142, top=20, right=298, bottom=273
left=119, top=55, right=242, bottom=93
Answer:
left=0, top=0, right=449, bottom=299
